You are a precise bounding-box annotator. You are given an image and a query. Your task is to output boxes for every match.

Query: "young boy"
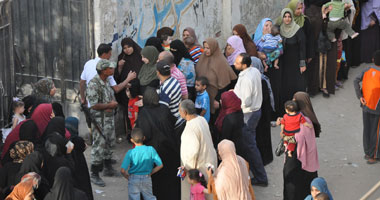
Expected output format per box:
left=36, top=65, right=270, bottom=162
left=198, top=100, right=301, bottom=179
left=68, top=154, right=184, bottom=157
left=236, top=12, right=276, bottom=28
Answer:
left=126, top=80, right=141, bottom=129
left=260, top=25, right=283, bottom=70
left=354, top=50, right=380, bottom=164
left=184, top=36, right=204, bottom=64
left=194, top=76, right=210, bottom=122
left=121, top=128, right=163, bottom=200
left=280, top=101, right=312, bottom=157
left=322, top=0, right=359, bottom=42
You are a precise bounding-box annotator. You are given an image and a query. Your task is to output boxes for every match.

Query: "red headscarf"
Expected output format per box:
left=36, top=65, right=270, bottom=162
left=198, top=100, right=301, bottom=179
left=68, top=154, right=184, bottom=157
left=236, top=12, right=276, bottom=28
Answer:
left=31, top=103, right=53, bottom=137
left=215, top=91, right=242, bottom=132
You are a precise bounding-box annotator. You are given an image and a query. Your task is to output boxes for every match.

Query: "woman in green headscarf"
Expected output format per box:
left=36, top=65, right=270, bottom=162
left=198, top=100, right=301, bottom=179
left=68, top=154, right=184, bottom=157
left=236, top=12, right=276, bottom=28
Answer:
left=278, top=0, right=317, bottom=96
left=138, top=46, right=160, bottom=94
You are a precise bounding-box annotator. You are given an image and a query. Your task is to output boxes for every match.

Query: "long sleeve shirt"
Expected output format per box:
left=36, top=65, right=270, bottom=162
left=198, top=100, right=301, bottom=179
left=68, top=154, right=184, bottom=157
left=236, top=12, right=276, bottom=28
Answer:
left=234, top=67, right=262, bottom=113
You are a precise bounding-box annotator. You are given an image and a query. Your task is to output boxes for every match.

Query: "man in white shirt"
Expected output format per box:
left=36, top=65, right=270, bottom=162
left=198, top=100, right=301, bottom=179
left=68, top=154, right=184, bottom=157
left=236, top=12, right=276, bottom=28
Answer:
left=233, top=53, right=268, bottom=186
left=80, top=43, right=136, bottom=106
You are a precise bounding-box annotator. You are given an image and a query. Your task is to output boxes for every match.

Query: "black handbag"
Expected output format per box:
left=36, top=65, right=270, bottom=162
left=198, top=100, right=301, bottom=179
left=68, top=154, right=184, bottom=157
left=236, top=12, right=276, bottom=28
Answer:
left=275, top=138, right=285, bottom=157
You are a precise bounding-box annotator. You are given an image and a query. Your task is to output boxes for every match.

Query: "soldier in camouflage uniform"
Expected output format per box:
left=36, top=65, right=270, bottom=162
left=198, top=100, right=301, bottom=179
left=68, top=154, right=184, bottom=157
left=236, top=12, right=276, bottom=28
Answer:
left=86, top=59, right=119, bottom=187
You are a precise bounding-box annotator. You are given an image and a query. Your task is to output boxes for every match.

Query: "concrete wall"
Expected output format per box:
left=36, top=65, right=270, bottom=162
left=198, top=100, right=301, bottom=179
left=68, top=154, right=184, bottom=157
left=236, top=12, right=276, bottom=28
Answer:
left=93, top=0, right=288, bottom=60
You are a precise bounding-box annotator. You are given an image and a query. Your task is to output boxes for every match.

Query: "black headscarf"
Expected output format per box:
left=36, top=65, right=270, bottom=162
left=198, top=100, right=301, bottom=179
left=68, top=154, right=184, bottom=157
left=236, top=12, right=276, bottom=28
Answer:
left=43, top=117, right=66, bottom=141
left=170, top=39, right=192, bottom=66
left=44, top=132, right=67, bottom=157
left=145, top=37, right=164, bottom=52
left=52, top=102, right=65, bottom=118
left=115, top=38, right=144, bottom=107
left=43, top=167, right=75, bottom=200
left=16, top=151, right=43, bottom=181
left=22, top=95, right=37, bottom=116
left=19, top=120, right=39, bottom=144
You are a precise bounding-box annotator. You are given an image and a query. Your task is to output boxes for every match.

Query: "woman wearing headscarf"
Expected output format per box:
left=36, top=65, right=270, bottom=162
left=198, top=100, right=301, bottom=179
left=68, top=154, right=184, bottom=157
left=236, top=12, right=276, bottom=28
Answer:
left=281, top=92, right=319, bottom=200
left=196, top=38, right=237, bottom=117
left=279, top=8, right=307, bottom=115
left=42, top=117, right=66, bottom=141
left=251, top=57, right=274, bottom=166
left=225, top=35, right=247, bottom=76
left=21, top=95, right=36, bottom=117
left=145, top=37, right=164, bottom=52
left=305, top=177, right=333, bottom=200
left=5, top=177, right=35, bottom=200
left=277, top=0, right=316, bottom=96
left=207, top=140, right=255, bottom=200
left=138, top=46, right=160, bottom=93
left=32, top=78, right=56, bottom=103
left=65, top=117, right=94, bottom=200
left=16, top=152, right=50, bottom=200
left=43, top=167, right=88, bottom=200
left=30, top=103, right=54, bottom=137
left=254, top=18, right=282, bottom=120
left=215, top=91, right=258, bottom=176
left=293, top=92, right=321, bottom=137
left=182, top=27, right=200, bottom=47
left=135, top=87, right=180, bottom=200
left=233, top=24, right=258, bottom=57
left=170, top=39, right=196, bottom=100
left=0, top=141, right=34, bottom=199
left=18, top=120, right=42, bottom=151
left=43, top=133, right=75, bottom=187
left=115, top=38, right=143, bottom=135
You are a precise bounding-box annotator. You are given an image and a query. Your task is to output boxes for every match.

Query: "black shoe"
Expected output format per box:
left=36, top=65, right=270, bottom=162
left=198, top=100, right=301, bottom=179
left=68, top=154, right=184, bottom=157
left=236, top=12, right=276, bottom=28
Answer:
left=367, top=158, right=378, bottom=164
left=251, top=179, right=268, bottom=187
left=103, top=159, right=121, bottom=177
left=322, top=91, right=330, bottom=98
left=90, top=173, right=105, bottom=187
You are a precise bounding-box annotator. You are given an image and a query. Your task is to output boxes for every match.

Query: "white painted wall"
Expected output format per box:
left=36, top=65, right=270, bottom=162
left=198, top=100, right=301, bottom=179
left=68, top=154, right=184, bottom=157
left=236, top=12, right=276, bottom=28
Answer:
left=93, top=0, right=288, bottom=60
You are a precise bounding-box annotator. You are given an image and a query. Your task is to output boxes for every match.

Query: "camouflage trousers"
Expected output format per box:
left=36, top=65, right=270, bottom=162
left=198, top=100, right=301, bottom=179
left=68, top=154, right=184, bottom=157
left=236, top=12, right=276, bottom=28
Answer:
left=91, top=115, right=116, bottom=166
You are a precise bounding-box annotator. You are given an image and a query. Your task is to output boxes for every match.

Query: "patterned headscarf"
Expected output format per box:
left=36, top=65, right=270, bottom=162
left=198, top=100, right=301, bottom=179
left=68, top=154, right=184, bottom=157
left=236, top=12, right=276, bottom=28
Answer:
left=32, top=78, right=54, bottom=102
left=9, top=140, right=34, bottom=163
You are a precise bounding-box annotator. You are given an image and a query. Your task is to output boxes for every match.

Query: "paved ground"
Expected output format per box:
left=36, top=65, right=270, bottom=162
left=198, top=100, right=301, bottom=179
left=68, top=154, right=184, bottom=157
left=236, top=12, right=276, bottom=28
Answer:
left=78, top=63, right=380, bottom=200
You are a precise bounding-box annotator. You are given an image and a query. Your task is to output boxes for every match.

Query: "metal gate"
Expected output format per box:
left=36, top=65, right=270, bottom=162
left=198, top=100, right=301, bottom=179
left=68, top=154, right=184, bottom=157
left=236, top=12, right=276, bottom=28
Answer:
left=0, top=0, right=14, bottom=127
left=10, top=0, right=92, bottom=120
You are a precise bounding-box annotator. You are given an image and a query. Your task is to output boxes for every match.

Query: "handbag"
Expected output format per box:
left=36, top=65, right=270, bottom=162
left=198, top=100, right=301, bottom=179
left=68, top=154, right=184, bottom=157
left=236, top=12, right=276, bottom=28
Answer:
left=275, top=138, right=285, bottom=157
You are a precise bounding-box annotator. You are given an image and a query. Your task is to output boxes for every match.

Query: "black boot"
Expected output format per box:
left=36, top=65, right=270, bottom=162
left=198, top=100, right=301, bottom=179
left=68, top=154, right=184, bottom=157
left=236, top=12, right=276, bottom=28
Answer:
left=91, top=164, right=106, bottom=187
left=103, top=159, right=120, bottom=177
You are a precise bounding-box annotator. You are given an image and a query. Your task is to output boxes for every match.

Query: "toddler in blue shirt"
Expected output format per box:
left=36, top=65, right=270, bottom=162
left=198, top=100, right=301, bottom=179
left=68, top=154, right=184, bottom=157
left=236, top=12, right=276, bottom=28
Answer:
left=194, top=76, right=210, bottom=122
left=260, top=25, right=283, bottom=70
left=121, top=128, right=163, bottom=200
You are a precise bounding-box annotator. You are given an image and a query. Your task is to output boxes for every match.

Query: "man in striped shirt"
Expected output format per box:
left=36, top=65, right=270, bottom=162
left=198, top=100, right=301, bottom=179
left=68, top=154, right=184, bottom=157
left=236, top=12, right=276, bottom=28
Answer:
left=158, top=51, right=188, bottom=100
left=156, top=60, right=185, bottom=131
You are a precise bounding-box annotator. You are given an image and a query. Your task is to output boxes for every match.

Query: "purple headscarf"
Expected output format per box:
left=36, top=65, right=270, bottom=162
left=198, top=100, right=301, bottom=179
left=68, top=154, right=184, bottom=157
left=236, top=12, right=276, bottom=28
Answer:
left=226, top=35, right=246, bottom=65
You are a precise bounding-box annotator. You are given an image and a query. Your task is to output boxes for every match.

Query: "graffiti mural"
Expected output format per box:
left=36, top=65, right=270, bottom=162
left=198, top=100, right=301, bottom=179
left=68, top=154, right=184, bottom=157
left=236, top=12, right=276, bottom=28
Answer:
left=109, top=0, right=207, bottom=48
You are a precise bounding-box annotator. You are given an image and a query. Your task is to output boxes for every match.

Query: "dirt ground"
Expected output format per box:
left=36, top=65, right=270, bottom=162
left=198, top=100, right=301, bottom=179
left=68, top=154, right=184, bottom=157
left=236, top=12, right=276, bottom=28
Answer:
left=79, top=63, right=380, bottom=200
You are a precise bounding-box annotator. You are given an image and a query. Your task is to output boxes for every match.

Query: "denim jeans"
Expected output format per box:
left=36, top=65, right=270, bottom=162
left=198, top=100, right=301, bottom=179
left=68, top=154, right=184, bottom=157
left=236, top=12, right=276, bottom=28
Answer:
left=242, top=109, right=268, bottom=183
left=128, top=175, right=156, bottom=200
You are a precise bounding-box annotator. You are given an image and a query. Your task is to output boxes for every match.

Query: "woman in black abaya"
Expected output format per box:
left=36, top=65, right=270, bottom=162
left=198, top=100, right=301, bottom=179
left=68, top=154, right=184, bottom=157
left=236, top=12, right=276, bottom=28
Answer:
left=135, top=87, right=180, bottom=200
left=44, top=167, right=88, bottom=200
left=279, top=8, right=307, bottom=115
left=16, top=151, right=50, bottom=200
left=65, top=117, right=93, bottom=200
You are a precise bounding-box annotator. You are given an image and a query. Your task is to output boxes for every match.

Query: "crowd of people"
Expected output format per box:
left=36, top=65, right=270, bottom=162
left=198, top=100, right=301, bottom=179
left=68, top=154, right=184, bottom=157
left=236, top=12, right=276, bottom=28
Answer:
left=0, top=0, right=379, bottom=199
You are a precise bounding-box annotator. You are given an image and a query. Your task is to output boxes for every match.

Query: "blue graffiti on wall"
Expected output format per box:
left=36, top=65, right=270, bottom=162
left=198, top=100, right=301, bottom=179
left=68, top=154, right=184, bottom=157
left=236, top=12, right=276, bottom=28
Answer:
left=109, top=0, right=195, bottom=47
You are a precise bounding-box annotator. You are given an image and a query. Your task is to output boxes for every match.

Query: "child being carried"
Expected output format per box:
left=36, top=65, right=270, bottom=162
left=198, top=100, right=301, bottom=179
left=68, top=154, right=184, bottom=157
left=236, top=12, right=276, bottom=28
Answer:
left=280, top=101, right=312, bottom=157
left=260, top=25, right=283, bottom=71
